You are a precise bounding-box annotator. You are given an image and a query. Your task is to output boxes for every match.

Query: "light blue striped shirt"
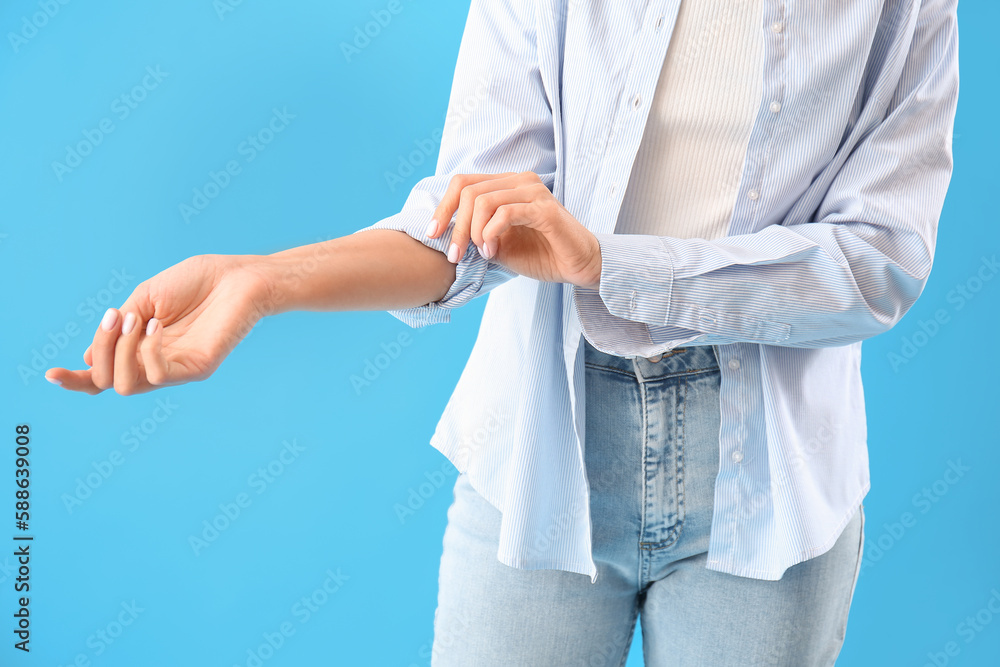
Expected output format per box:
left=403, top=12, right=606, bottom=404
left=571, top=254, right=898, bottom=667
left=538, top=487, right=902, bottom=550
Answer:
left=355, top=0, right=958, bottom=582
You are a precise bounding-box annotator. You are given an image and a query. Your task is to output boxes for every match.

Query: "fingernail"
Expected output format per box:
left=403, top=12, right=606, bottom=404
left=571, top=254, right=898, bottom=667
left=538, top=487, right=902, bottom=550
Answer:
left=45, top=375, right=62, bottom=386
left=122, top=312, right=137, bottom=335
left=483, top=241, right=493, bottom=260
left=100, top=308, right=119, bottom=332
left=146, top=317, right=158, bottom=336
left=426, top=219, right=437, bottom=237
left=447, top=242, right=460, bottom=263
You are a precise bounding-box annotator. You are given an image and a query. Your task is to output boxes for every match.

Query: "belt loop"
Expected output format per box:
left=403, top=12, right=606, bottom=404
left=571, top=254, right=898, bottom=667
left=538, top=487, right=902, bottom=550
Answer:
left=631, top=356, right=645, bottom=382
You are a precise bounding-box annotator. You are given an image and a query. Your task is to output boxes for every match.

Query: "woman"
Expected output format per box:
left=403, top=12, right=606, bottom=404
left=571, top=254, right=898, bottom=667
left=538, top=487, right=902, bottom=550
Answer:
left=46, top=0, right=959, bottom=664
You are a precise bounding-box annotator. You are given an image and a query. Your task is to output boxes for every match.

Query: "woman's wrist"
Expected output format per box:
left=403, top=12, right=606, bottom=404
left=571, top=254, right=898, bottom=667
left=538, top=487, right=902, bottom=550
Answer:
left=236, top=230, right=458, bottom=319
left=238, top=252, right=295, bottom=319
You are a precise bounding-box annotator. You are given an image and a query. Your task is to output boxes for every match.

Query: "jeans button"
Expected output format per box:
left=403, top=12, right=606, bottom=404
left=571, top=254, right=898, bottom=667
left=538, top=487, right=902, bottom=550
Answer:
left=646, top=354, right=663, bottom=363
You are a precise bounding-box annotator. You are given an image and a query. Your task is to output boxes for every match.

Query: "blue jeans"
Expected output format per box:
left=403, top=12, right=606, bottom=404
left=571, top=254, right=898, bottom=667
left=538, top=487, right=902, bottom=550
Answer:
left=432, top=337, right=865, bottom=666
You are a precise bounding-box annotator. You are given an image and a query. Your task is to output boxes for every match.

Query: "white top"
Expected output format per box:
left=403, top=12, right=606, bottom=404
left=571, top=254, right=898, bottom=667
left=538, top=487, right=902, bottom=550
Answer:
left=616, top=0, right=764, bottom=240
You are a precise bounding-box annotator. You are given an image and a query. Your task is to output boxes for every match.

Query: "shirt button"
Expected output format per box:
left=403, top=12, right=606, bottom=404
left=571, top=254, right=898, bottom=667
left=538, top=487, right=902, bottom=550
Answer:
left=728, top=358, right=740, bottom=370
left=769, top=101, right=781, bottom=113
left=632, top=94, right=642, bottom=109
left=655, top=16, right=664, bottom=30
left=629, top=290, right=637, bottom=310
left=747, top=189, right=760, bottom=201
left=771, top=21, right=784, bottom=33
left=732, top=450, right=744, bottom=463
left=609, top=184, right=616, bottom=198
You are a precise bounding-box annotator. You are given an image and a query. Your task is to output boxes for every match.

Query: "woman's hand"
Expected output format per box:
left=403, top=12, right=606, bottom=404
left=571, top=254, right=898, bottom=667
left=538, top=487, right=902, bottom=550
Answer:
left=426, top=171, right=603, bottom=289
left=45, top=254, right=271, bottom=396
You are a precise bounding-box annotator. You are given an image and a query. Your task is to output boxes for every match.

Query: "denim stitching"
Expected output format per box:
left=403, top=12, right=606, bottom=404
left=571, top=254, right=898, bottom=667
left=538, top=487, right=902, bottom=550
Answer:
left=637, top=366, right=650, bottom=586
left=674, top=380, right=687, bottom=545
left=584, top=362, right=719, bottom=381
left=583, top=362, right=639, bottom=379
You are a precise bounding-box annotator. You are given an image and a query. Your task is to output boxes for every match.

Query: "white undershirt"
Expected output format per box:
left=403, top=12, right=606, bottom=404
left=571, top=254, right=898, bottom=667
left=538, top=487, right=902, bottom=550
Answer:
left=615, top=0, right=764, bottom=241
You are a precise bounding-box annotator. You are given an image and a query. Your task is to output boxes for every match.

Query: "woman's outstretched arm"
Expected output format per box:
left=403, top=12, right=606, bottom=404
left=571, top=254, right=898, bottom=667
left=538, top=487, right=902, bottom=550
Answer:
left=44, top=229, right=456, bottom=395
left=253, top=229, right=456, bottom=316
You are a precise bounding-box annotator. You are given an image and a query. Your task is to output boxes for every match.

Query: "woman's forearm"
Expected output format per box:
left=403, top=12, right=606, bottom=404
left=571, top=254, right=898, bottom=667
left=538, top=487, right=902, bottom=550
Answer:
left=245, top=229, right=458, bottom=317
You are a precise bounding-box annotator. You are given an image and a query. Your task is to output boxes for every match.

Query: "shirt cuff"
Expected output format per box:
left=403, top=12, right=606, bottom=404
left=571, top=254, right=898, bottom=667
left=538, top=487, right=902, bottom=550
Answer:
left=594, top=231, right=675, bottom=326
left=583, top=231, right=790, bottom=347
left=354, top=210, right=516, bottom=328
left=570, top=232, right=700, bottom=357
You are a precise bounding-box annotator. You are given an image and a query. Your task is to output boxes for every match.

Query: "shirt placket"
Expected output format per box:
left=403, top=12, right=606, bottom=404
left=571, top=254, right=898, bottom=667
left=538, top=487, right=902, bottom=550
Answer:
left=708, top=0, right=789, bottom=567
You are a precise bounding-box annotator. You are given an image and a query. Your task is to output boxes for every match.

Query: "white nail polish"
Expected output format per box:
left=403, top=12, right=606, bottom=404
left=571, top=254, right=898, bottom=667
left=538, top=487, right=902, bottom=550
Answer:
left=478, top=244, right=488, bottom=260
left=45, top=375, right=62, bottom=386
left=100, top=308, right=118, bottom=332
left=447, top=242, right=460, bottom=263
left=146, top=318, right=158, bottom=336
left=122, top=312, right=137, bottom=335
left=483, top=241, right=493, bottom=259
left=426, top=219, right=437, bottom=237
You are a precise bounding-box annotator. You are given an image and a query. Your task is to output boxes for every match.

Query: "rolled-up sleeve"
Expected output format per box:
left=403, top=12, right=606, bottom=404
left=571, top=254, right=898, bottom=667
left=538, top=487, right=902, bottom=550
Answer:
left=353, top=0, right=556, bottom=328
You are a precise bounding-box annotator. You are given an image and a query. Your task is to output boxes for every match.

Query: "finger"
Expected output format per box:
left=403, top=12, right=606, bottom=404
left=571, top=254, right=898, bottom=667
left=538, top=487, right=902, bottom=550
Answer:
left=83, top=344, right=93, bottom=367
left=467, top=187, right=537, bottom=253
left=47, top=369, right=104, bottom=395
left=90, top=308, right=123, bottom=390
left=449, top=173, right=536, bottom=263
left=480, top=202, right=544, bottom=259
left=112, top=311, right=144, bottom=395
left=429, top=172, right=516, bottom=251
left=43, top=367, right=103, bottom=395
left=139, top=317, right=170, bottom=386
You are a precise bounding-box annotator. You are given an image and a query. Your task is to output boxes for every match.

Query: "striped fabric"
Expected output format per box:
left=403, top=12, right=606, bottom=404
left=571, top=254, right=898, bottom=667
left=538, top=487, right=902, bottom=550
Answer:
left=615, top=0, right=763, bottom=242
left=353, top=0, right=959, bottom=583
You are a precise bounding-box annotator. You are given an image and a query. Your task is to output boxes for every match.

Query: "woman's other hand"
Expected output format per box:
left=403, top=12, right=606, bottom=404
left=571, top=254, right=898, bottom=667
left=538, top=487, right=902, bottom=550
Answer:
left=45, top=254, right=271, bottom=395
left=426, top=171, right=603, bottom=289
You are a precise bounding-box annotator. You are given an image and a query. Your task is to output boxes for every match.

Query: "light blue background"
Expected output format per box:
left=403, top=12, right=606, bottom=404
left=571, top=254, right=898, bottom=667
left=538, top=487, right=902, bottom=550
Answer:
left=1, top=1, right=996, bottom=665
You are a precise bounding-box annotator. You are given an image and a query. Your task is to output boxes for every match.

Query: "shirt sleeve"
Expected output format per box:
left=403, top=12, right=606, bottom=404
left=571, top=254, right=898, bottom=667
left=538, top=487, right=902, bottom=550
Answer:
left=352, top=0, right=556, bottom=328
left=574, top=0, right=959, bottom=353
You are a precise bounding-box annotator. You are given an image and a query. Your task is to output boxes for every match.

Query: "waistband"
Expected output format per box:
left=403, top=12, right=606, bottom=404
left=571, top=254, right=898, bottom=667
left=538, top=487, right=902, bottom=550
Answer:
left=582, top=336, right=719, bottom=383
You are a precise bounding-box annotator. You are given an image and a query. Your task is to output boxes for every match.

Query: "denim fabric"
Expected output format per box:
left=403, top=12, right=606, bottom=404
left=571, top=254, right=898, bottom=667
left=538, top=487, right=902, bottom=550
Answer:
left=431, top=338, right=865, bottom=666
